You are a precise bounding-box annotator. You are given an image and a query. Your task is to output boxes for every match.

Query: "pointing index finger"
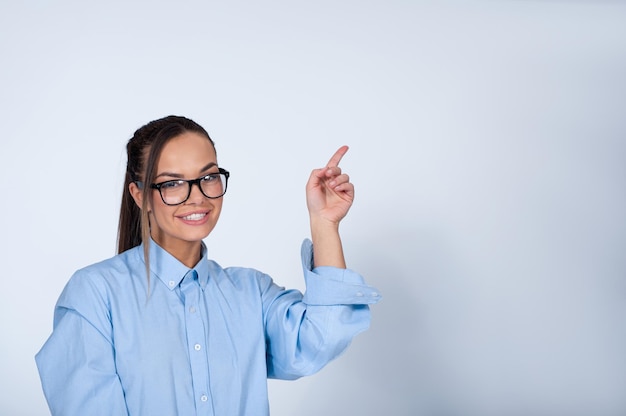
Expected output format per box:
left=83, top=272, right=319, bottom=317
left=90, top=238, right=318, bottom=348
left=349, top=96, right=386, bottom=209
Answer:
left=326, top=145, right=349, bottom=168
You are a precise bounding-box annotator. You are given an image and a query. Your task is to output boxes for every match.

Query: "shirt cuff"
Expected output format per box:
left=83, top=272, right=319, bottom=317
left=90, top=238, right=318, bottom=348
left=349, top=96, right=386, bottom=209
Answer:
left=300, top=238, right=381, bottom=306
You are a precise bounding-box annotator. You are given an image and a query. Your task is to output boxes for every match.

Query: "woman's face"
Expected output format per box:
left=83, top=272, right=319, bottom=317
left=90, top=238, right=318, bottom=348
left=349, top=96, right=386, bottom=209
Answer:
left=141, top=131, right=223, bottom=254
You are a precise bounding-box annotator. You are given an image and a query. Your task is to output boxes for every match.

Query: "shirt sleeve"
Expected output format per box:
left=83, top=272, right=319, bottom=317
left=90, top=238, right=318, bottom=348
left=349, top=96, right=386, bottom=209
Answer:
left=300, top=238, right=382, bottom=305
left=35, top=272, right=129, bottom=416
left=263, top=239, right=381, bottom=380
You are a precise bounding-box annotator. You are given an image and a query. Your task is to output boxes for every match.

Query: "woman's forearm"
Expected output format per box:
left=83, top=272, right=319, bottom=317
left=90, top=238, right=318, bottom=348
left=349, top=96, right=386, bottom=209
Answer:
left=310, top=216, right=346, bottom=269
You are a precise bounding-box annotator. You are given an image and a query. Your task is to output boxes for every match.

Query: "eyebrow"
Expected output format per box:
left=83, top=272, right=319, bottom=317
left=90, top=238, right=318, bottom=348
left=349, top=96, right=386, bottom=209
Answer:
left=155, top=162, right=218, bottom=180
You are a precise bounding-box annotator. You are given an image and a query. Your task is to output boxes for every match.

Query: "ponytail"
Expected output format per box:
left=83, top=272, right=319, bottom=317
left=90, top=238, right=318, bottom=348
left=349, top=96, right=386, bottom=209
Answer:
left=117, top=171, right=142, bottom=254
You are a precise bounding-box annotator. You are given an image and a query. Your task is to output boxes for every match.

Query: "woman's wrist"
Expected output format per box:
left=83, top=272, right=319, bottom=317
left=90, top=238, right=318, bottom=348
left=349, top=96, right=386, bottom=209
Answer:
left=309, top=215, right=346, bottom=269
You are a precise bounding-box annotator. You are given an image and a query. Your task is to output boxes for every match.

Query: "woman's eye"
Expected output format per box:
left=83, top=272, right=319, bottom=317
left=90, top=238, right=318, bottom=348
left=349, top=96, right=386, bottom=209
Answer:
left=161, top=180, right=185, bottom=189
left=202, top=174, right=219, bottom=183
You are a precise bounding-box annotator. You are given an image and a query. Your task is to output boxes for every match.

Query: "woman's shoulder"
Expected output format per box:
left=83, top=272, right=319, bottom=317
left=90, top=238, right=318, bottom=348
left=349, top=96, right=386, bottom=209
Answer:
left=65, top=247, right=143, bottom=291
left=211, top=261, right=265, bottom=280
left=209, top=261, right=274, bottom=289
left=76, top=246, right=140, bottom=274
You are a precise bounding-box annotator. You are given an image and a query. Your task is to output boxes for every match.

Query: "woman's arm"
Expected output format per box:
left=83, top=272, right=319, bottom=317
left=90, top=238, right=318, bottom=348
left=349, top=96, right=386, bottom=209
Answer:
left=263, top=148, right=380, bottom=379
left=305, top=146, right=354, bottom=269
left=36, top=275, right=129, bottom=416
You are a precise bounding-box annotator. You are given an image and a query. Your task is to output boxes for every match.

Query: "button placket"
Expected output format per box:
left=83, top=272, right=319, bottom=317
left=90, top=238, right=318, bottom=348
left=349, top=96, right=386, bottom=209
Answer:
left=180, top=270, right=213, bottom=410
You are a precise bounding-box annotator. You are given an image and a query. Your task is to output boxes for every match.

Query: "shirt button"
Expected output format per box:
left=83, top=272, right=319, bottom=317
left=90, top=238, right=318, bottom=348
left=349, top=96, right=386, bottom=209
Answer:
left=200, top=395, right=208, bottom=402
left=189, top=306, right=196, bottom=313
left=371, top=292, right=380, bottom=297
left=355, top=291, right=364, bottom=297
left=194, top=344, right=202, bottom=351
left=168, top=280, right=176, bottom=287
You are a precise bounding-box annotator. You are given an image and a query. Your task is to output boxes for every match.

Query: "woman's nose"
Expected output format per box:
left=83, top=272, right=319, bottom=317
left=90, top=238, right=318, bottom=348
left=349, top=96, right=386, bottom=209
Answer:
left=186, top=182, right=206, bottom=203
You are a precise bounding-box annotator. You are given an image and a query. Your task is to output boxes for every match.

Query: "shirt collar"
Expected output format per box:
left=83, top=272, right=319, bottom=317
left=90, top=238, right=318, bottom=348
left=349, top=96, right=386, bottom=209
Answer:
left=140, top=239, right=210, bottom=291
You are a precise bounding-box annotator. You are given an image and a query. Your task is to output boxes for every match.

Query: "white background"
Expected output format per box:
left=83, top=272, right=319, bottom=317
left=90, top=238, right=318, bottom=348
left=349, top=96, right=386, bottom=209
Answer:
left=1, top=1, right=625, bottom=415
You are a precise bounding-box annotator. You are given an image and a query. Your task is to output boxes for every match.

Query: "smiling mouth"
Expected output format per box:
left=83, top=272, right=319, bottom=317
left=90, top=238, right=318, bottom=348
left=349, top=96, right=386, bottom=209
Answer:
left=181, top=212, right=207, bottom=221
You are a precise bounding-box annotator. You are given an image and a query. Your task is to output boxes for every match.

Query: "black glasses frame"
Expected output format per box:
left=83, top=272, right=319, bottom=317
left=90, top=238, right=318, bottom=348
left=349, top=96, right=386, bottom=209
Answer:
left=149, top=168, right=230, bottom=206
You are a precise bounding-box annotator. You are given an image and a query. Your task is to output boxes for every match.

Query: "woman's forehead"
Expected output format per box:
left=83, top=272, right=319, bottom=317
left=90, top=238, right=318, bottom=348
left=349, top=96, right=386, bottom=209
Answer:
left=157, top=132, right=217, bottom=174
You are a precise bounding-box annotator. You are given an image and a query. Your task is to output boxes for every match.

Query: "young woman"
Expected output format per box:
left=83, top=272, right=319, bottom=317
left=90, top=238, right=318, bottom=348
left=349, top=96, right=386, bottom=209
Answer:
left=36, top=115, right=380, bottom=415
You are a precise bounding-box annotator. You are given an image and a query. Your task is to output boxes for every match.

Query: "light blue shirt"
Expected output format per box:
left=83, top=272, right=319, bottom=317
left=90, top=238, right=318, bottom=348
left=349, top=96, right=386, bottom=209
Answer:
left=36, top=239, right=380, bottom=415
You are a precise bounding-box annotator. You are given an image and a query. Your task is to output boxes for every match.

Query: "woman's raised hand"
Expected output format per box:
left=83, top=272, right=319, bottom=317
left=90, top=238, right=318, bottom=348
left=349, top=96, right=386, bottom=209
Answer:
left=306, top=146, right=355, bottom=225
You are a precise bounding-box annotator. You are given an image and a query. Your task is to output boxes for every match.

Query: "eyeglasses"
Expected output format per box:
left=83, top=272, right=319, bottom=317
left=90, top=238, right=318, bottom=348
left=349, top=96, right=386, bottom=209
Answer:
left=149, top=168, right=230, bottom=206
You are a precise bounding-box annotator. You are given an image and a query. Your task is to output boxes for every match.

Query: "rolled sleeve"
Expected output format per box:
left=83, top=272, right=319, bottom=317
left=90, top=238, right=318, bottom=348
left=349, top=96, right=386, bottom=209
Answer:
left=300, top=239, right=382, bottom=306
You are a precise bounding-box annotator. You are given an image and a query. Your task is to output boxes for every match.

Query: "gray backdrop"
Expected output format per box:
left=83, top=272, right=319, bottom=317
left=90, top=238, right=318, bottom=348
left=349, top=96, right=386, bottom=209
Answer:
left=1, top=1, right=625, bottom=415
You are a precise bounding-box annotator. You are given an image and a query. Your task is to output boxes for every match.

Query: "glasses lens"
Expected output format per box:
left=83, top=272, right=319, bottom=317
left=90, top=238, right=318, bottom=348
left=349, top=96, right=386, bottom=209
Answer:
left=200, top=173, right=227, bottom=198
left=160, top=180, right=189, bottom=205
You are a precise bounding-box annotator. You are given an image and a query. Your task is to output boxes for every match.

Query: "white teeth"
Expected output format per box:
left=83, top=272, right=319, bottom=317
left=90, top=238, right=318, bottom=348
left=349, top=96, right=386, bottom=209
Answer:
left=182, top=213, right=206, bottom=221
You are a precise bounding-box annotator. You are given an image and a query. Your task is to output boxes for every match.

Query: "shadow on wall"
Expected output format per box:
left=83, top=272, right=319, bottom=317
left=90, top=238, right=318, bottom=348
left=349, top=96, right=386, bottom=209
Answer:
left=342, top=222, right=626, bottom=416
left=274, top=214, right=626, bottom=416
left=346, top=225, right=478, bottom=416
left=285, top=223, right=476, bottom=416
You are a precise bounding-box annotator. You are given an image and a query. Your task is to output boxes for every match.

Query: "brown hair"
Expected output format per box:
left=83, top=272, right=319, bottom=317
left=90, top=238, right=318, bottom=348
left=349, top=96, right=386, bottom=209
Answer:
left=117, top=115, right=215, bottom=284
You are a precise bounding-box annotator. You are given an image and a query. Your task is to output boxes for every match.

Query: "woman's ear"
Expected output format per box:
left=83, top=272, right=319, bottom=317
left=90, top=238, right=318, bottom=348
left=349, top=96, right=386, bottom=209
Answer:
left=128, top=182, right=145, bottom=210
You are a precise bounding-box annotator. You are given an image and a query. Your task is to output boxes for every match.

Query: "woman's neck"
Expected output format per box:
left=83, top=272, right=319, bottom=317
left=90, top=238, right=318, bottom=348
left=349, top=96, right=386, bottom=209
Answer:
left=152, top=234, right=203, bottom=268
